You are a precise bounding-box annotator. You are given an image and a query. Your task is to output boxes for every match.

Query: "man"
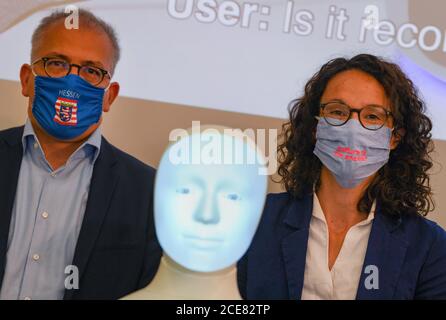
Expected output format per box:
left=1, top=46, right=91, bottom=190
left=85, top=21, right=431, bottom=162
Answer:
left=0, top=8, right=161, bottom=299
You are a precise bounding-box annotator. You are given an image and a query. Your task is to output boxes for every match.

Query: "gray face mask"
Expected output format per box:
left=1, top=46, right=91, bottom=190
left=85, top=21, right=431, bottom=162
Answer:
left=313, top=118, right=392, bottom=188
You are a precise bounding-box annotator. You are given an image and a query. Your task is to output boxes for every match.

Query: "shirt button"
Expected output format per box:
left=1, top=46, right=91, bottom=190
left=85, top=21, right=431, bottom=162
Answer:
left=33, top=143, right=38, bottom=149
left=24, top=297, right=31, bottom=300
left=50, top=172, right=57, bottom=177
left=32, top=254, right=40, bottom=261
left=42, top=212, right=49, bottom=219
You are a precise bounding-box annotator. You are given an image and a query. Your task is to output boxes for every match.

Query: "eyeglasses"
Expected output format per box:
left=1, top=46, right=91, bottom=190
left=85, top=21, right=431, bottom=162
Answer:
left=320, top=101, right=393, bottom=130
left=31, top=57, right=111, bottom=87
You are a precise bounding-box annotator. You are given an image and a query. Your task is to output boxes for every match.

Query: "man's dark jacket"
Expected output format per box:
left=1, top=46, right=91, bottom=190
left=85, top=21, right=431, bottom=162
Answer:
left=0, top=126, right=162, bottom=299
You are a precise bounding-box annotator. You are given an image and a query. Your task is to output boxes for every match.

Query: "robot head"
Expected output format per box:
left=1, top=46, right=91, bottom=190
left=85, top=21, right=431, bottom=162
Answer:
left=154, top=126, right=268, bottom=272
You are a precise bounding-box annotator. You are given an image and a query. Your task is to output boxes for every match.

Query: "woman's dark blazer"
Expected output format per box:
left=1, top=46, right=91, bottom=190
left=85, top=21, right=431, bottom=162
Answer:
left=237, top=192, right=446, bottom=299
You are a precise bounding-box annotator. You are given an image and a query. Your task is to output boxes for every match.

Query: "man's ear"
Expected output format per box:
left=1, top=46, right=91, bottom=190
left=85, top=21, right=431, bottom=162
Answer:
left=20, top=64, right=33, bottom=97
left=102, top=82, right=120, bottom=113
left=390, top=128, right=405, bottom=150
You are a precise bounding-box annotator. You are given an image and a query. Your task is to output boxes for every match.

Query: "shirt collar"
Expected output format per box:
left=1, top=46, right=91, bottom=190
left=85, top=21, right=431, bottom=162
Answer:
left=22, top=118, right=36, bottom=147
left=22, top=118, right=102, bottom=164
left=82, top=124, right=102, bottom=163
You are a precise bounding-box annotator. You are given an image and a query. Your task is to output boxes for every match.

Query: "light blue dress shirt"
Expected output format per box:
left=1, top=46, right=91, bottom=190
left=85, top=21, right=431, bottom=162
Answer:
left=0, top=119, right=101, bottom=300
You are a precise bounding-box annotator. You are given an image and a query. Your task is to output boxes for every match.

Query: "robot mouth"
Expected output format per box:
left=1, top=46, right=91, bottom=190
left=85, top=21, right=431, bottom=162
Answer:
left=182, top=234, right=224, bottom=249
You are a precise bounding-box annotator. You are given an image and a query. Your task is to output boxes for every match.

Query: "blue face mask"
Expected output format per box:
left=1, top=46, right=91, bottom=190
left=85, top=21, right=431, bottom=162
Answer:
left=32, top=74, right=105, bottom=140
left=313, top=118, right=392, bottom=188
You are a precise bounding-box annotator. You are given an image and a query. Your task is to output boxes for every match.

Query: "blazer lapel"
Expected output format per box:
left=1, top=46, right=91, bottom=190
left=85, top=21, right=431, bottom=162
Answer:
left=356, top=205, right=409, bottom=299
left=64, top=138, right=119, bottom=299
left=0, top=127, right=24, bottom=288
left=281, top=193, right=313, bottom=300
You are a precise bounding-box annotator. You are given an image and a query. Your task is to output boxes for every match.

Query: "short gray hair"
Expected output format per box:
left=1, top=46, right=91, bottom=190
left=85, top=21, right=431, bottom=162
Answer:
left=31, top=8, right=120, bottom=73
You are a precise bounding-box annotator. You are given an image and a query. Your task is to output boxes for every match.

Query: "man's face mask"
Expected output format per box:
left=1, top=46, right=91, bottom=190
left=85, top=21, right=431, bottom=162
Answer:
left=313, top=117, right=393, bottom=188
left=32, top=74, right=105, bottom=140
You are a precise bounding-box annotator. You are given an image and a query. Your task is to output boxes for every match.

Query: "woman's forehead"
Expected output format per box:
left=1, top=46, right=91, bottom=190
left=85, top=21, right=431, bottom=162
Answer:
left=322, top=69, right=390, bottom=108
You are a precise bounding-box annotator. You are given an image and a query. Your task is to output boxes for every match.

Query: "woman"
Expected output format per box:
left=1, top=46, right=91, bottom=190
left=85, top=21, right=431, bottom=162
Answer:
left=237, top=54, right=446, bottom=299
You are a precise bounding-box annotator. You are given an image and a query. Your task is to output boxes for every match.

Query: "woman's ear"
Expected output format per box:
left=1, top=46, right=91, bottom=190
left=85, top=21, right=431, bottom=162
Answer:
left=390, top=127, right=405, bottom=150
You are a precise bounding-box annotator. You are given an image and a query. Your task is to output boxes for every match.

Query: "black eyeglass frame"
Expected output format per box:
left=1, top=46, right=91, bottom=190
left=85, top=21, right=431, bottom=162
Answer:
left=31, top=57, right=111, bottom=87
left=319, top=101, right=393, bottom=131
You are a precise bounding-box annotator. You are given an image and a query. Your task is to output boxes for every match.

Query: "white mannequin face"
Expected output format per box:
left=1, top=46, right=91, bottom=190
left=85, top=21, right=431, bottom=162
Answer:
left=154, top=131, right=267, bottom=272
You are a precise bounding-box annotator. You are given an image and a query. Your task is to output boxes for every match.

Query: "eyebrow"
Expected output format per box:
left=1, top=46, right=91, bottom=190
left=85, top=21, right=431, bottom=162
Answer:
left=322, top=98, right=389, bottom=110
left=43, top=52, right=106, bottom=69
left=323, top=98, right=346, bottom=104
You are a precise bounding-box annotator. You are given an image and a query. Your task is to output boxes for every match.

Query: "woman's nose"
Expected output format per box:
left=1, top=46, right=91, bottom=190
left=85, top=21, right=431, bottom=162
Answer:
left=350, top=110, right=360, bottom=120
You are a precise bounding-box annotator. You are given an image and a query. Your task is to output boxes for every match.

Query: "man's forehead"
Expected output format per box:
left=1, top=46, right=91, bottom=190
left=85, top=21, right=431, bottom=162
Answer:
left=40, top=51, right=106, bottom=68
left=33, top=20, right=114, bottom=68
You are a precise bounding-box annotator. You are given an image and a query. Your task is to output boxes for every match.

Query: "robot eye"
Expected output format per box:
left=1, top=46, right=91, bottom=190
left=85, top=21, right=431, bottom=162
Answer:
left=176, top=187, right=190, bottom=194
left=226, top=193, right=241, bottom=201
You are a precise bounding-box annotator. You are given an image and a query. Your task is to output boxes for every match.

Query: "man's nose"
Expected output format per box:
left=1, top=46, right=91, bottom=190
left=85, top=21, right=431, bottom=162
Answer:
left=69, top=64, right=82, bottom=76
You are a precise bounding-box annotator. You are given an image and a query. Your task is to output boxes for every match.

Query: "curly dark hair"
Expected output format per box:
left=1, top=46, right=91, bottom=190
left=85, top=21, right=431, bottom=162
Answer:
left=277, top=54, right=434, bottom=216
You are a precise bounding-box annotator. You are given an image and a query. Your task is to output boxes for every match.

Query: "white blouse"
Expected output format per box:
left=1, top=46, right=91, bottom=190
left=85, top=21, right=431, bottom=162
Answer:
left=301, top=194, right=375, bottom=300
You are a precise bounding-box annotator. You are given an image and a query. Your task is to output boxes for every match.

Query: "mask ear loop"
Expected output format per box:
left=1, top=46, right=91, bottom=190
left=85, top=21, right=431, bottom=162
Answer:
left=103, top=72, right=113, bottom=91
